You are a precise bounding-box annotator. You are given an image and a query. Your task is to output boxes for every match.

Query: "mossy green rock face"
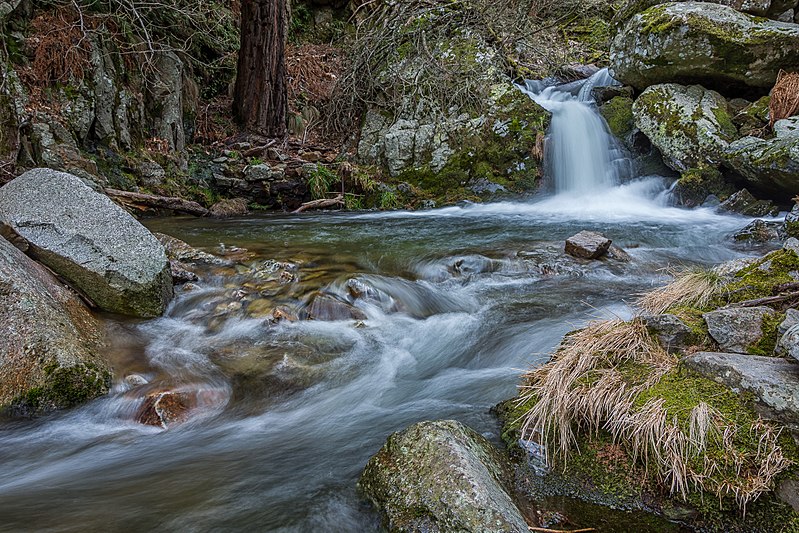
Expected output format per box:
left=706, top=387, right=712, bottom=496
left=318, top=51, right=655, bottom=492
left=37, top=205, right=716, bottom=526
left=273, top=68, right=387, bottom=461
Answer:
left=633, top=83, right=737, bottom=172
left=0, top=236, right=111, bottom=417
left=723, top=118, right=799, bottom=199
left=359, top=419, right=529, bottom=532
left=599, top=96, right=635, bottom=138
left=614, top=0, right=795, bottom=26
left=0, top=169, right=173, bottom=317
left=610, top=2, right=799, bottom=90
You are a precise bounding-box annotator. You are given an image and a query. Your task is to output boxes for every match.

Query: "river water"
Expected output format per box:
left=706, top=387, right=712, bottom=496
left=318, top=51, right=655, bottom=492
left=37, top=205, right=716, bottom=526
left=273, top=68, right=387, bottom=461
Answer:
left=0, top=73, right=775, bottom=532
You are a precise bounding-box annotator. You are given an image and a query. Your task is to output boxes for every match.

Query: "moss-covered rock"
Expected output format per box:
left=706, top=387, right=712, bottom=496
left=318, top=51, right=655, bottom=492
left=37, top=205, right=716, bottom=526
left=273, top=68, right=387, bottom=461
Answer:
left=599, top=96, right=635, bottom=138
left=0, top=236, right=111, bottom=417
left=633, top=83, right=737, bottom=172
left=723, top=117, right=799, bottom=201
left=671, top=164, right=735, bottom=206
left=610, top=2, right=799, bottom=91
left=359, top=419, right=530, bottom=532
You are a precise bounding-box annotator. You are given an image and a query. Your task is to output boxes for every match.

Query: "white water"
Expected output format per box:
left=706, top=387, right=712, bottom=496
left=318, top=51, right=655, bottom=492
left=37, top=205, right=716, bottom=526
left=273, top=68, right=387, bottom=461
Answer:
left=519, top=68, right=631, bottom=195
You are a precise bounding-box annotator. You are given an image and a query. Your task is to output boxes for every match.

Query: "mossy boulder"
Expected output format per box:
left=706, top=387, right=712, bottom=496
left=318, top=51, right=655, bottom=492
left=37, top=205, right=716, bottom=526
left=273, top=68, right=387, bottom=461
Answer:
left=671, top=165, right=735, bottom=207
left=633, top=83, right=737, bottom=172
left=614, top=0, right=798, bottom=25
left=0, top=236, right=111, bottom=417
left=359, top=419, right=530, bottom=532
left=599, top=96, right=635, bottom=138
left=723, top=117, right=799, bottom=200
left=610, top=2, right=799, bottom=91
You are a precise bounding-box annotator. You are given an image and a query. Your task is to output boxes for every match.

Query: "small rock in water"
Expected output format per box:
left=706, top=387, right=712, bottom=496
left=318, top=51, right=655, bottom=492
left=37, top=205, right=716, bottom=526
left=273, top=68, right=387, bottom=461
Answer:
left=607, top=244, right=632, bottom=262
left=733, top=219, right=783, bottom=243
left=136, top=391, right=196, bottom=428
left=305, top=293, right=367, bottom=321
left=124, top=374, right=149, bottom=388
left=170, top=260, right=199, bottom=284
left=565, top=230, right=612, bottom=259
left=718, top=189, right=779, bottom=217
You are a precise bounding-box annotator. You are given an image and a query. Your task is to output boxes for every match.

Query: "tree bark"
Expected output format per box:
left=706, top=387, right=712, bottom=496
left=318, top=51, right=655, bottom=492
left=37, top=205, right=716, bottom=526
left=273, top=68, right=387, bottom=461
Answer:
left=233, top=0, right=288, bottom=137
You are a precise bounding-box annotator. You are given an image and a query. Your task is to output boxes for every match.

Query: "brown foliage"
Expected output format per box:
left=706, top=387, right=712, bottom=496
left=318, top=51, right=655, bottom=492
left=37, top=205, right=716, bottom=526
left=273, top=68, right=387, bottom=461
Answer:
left=286, top=44, right=343, bottom=110
left=28, top=7, right=94, bottom=85
left=769, top=70, right=799, bottom=128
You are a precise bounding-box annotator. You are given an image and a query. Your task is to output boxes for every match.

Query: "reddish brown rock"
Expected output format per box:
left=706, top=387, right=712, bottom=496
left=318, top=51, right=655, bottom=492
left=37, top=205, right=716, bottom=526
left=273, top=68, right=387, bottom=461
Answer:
left=136, top=391, right=195, bottom=428
left=565, top=231, right=612, bottom=260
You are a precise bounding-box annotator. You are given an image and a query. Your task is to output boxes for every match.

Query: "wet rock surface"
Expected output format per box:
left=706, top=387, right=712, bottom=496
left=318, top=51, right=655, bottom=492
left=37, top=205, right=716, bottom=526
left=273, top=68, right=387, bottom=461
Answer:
left=359, top=419, right=530, bottom=533
left=0, top=169, right=173, bottom=317
left=0, top=236, right=111, bottom=417
left=565, top=231, right=612, bottom=260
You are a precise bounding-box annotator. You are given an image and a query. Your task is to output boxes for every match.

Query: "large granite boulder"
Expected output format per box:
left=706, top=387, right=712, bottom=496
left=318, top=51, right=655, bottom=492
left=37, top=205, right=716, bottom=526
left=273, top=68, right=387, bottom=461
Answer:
left=723, top=117, right=799, bottom=199
left=632, top=84, right=737, bottom=172
left=359, top=419, right=530, bottom=532
left=0, top=236, right=111, bottom=417
left=614, top=0, right=799, bottom=25
left=684, top=352, right=799, bottom=427
left=0, top=169, right=173, bottom=317
left=611, top=2, right=799, bottom=90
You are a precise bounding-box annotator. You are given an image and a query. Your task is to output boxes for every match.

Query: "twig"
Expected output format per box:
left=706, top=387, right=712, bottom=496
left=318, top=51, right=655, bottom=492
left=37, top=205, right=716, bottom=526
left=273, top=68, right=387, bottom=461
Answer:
left=726, top=291, right=799, bottom=308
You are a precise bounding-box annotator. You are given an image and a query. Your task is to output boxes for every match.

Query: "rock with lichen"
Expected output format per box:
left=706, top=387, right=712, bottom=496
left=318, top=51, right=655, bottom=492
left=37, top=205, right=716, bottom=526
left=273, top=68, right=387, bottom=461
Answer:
left=0, top=236, right=111, bottom=417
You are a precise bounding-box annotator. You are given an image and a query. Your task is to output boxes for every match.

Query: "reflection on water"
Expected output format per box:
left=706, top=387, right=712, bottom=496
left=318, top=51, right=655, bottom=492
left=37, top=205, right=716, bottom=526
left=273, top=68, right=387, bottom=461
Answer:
left=0, top=185, right=769, bottom=532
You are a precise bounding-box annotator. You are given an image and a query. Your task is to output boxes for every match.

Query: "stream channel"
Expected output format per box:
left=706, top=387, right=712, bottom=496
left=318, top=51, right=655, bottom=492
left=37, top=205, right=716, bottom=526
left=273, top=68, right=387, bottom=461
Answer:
left=0, top=71, right=777, bottom=531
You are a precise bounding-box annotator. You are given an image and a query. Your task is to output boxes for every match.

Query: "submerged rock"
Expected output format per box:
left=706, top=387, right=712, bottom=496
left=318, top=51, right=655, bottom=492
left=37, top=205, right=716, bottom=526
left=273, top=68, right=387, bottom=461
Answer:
left=565, top=231, right=612, bottom=260
left=611, top=2, right=799, bottom=90
left=135, top=387, right=227, bottom=428
left=305, top=293, right=367, bottom=321
left=0, top=236, right=111, bottom=417
left=632, top=84, right=736, bottom=172
left=0, top=169, right=173, bottom=317
left=684, top=352, right=799, bottom=427
left=359, top=419, right=530, bottom=533
left=703, top=306, right=775, bottom=353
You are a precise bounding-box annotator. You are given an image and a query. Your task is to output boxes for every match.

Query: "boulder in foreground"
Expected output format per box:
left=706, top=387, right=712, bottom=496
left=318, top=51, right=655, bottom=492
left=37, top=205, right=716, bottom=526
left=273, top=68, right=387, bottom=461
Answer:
left=0, top=169, right=173, bottom=317
left=0, top=236, right=111, bottom=417
left=359, top=419, right=529, bottom=532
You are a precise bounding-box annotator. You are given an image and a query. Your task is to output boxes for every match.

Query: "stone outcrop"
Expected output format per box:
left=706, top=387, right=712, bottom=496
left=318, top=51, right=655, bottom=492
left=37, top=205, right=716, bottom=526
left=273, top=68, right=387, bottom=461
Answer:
left=0, top=235, right=111, bottom=417
left=723, top=117, right=799, bottom=199
left=703, top=306, right=775, bottom=353
left=718, top=189, right=780, bottom=217
left=685, top=352, right=799, bottom=427
left=611, top=2, right=799, bottom=90
left=632, top=83, right=737, bottom=172
left=0, top=169, right=173, bottom=317
left=359, top=419, right=530, bottom=532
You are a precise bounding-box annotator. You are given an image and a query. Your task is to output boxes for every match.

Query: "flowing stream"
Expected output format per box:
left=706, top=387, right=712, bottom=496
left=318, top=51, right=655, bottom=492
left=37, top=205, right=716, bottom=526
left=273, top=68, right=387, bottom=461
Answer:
left=0, top=73, right=775, bottom=532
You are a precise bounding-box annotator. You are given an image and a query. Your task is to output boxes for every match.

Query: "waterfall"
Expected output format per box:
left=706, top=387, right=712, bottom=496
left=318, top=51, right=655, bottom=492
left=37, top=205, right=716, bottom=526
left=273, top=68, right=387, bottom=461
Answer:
left=519, top=68, right=630, bottom=195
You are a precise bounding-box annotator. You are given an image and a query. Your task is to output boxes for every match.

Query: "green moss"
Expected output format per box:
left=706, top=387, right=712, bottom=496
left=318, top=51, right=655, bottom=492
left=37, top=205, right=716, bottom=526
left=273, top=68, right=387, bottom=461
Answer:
left=494, top=395, right=538, bottom=450
left=599, top=97, right=634, bottom=138
left=720, top=249, right=799, bottom=306
left=10, top=362, right=111, bottom=416
left=748, top=311, right=784, bottom=356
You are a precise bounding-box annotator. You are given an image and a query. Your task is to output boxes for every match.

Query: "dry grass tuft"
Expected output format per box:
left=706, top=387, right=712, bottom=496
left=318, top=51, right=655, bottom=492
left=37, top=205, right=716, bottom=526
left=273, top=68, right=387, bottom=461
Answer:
left=636, top=267, right=726, bottom=315
left=519, top=318, right=675, bottom=458
left=769, top=70, right=799, bottom=128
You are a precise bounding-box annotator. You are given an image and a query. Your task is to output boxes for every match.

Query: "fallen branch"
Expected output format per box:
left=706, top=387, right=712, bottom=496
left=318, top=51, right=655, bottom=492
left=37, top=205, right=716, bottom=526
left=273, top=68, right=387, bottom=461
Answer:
left=292, top=194, right=344, bottom=213
left=727, top=291, right=799, bottom=308
left=528, top=526, right=596, bottom=533
left=105, top=189, right=209, bottom=217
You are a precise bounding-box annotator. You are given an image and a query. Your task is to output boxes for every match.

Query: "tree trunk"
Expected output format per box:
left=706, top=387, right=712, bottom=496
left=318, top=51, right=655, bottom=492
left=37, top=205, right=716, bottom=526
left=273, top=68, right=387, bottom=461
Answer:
left=233, top=0, right=288, bottom=137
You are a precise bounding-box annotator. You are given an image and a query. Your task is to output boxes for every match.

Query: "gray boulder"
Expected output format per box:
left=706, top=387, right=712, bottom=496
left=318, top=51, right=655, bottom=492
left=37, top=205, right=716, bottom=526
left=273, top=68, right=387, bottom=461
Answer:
left=784, top=202, right=799, bottom=238
left=732, top=219, right=783, bottom=242
left=565, top=231, right=612, bottom=259
left=0, top=236, right=111, bottom=417
left=611, top=2, right=799, bottom=90
left=632, top=84, right=736, bottom=172
left=642, top=313, right=698, bottom=353
left=684, top=352, right=799, bottom=427
left=723, top=117, right=799, bottom=199
left=776, top=323, right=799, bottom=362
left=779, top=308, right=799, bottom=336
left=0, top=169, right=173, bottom=317
left=703, top=306, right=775, bottom=353
left=359, top=419, right=529, bottom=533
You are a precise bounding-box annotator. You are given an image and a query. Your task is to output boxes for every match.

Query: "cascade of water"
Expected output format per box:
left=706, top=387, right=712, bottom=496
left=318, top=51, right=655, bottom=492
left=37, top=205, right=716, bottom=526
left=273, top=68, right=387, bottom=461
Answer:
left=519, top=68, right=630, bottom=195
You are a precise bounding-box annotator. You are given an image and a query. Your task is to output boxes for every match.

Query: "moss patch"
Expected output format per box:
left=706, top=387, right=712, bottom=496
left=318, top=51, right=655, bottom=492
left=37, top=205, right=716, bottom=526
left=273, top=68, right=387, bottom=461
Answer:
left=8, top=362, right=111, bottom=417
left=599, top=96, right=634, bottom=138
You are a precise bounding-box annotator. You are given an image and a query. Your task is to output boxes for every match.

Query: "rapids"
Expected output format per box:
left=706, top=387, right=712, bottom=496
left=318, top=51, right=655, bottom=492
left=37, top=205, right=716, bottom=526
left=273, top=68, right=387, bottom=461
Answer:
left=0, top=71, right=776, bottom=532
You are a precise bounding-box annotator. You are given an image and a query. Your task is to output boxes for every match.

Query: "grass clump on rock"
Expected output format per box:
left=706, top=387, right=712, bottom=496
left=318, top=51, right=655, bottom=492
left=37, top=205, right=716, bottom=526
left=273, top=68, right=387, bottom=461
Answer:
left=513, top=253, right=799, bottom=519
